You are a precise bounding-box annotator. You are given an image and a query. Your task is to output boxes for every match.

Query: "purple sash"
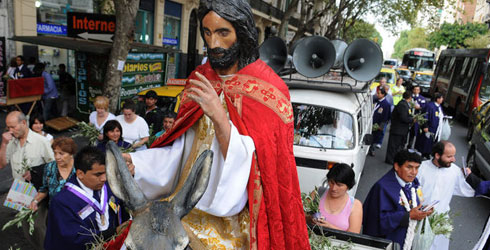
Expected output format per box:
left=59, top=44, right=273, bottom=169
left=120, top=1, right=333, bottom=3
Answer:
left=65, top=182, right=108, bottom=216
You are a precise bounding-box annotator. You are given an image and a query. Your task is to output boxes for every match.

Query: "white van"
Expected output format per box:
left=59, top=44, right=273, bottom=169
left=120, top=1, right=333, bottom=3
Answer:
left=288, top=77, right=373, bottom=196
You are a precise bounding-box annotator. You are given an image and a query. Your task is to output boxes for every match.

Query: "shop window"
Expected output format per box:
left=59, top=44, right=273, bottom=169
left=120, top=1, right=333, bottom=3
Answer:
left=37, top=0, right=93, bottom=26
left=135, top=10, right=154, bottom=44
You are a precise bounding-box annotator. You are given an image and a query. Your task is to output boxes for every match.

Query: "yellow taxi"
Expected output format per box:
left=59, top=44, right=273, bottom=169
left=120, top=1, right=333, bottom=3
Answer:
left=467, top=100, right=490, bottom=141
left=137, top=81, right=185, bottom=114
left=370, top=67, right=398, bottom=91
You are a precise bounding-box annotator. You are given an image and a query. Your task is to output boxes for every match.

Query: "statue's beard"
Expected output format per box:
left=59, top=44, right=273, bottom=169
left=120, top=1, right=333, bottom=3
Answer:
left=208, top=42, right=240, bottom=70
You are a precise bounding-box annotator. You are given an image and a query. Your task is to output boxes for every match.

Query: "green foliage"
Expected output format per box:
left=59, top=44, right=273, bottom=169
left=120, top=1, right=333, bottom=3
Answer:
left=392, top=28, right=429, bottom=59
left=2, top=208, right=37, bottom=235
left=342, top=20, right=383, bottom=46
left=302, top=187, right=320, bottom=215
left=428, top=22, right=488, bottom=49
left=464, top=32, right=490, bottom=49
left=428, top=211, right=453, bottom=238
left=308, top=225, right=354, bottom=250
left=74, top=122, right=100, bottom=146
left=370, top=0, right=445, bottom=34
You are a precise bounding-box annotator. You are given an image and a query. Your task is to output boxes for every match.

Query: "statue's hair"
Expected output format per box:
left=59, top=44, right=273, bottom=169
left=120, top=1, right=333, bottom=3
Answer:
left=197, top=0, right=259, bottom=69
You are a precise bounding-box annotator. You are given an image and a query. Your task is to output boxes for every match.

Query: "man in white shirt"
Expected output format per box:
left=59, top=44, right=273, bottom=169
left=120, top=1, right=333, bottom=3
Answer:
left=417, top=141, right=475, bottom=250
left=0, top=111, right=54, bottom=181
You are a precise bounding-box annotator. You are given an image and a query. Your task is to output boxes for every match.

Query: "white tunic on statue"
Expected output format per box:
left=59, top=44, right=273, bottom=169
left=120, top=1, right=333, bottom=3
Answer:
left=130, top=121, right=255, bottom=217
left=417, top=160, right=475, bottom=250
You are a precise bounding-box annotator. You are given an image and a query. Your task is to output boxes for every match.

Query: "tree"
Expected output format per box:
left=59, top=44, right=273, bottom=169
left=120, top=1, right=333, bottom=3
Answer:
left=465, top=32, right=490, bottom=49
left=278, top=0, right=445, bottom=47
left=103, top=0, right=140, bottom=113
left=392, top=27, right=429, bottom=59
left=341, top=19, right=383, bottom=45
left=428, top=22, right=488, bottom=49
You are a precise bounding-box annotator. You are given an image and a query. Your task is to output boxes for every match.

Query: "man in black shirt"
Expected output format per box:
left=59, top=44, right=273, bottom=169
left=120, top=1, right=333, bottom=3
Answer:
left=142, top=90, right=163, bottom=134
left=385, top=91, right=414, bottom=164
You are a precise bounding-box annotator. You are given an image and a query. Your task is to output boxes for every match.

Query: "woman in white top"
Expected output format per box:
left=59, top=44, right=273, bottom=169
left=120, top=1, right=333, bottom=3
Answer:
left=116, top=99, right=149, bottom=151
left=29, top=114, right=53, bottom=143
left=89, top=96, right=116, bottom=140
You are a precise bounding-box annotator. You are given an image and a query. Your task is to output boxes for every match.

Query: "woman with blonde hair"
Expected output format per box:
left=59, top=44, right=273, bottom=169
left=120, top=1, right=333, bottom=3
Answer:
left=89, top=96, right=115, bottom=139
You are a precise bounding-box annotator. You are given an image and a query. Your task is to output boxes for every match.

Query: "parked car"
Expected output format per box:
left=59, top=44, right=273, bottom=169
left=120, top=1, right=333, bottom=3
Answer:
left=370, top=67, right=398, bottom=91
left=396, top=68, right=412, bottom=85
left=467, top=111, right=490, bottom=180
left=409, top=71, right=433, bottom=96
left=467, top=100, right=490, bottom=141
left=136, top=84, right=185, bottom=114
left=383, top=59, right=398, bottom=69
left=288, top=79, right=373, bottom=196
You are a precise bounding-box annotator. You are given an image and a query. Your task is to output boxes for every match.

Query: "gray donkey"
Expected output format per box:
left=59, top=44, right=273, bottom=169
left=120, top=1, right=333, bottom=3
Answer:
left=105, top=141, right=213, bottom=250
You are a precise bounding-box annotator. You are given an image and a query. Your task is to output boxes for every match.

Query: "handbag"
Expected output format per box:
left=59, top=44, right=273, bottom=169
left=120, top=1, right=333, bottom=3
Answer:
left=412, top=217, right=435, bottom=250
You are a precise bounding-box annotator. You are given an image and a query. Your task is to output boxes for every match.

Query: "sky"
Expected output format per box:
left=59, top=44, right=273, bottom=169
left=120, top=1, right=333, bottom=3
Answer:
left=366, top=13, right=398, bottom=59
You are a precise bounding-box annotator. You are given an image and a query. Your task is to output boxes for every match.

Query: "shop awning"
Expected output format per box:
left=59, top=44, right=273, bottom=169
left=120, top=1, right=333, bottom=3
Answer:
left=10, top=35, right=180, bottom=54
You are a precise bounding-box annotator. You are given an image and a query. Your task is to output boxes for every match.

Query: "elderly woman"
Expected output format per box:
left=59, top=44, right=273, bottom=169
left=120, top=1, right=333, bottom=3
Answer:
left=308, top=163, right=363, bottom=233
left=97, top=120, right=132, bottom=152
left=116, top=99, right=149, bottom=151
left=89, top=96, right=116, bottom=140
left=29, top=137, right=77, bottom=210
left=26, top=137, right=77, bottom=249
left=29, top=113, right=53, bottom=144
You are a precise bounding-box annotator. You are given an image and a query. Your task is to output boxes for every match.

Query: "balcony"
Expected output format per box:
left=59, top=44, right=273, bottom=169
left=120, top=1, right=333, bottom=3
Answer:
left=249, top=0, right=284, bottom=20
left=248, top=0, right=300, bottom=28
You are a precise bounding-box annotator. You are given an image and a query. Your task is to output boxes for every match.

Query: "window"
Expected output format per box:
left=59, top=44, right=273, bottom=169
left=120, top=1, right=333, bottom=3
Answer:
left=293, top=103, right=354, bottom=150
left=479, top=66, right=490, bottom=101
left=135, top=10, right=154, bottom=44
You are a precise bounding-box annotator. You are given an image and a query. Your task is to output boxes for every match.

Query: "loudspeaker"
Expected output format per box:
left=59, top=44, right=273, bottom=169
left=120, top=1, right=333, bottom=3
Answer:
left=259, top=37, right=288, bottom=73
left=331, top=39, right=348, bottom=69
left=343, top=38, right=383, bottom=82
left=292, top=36, right=336, bottom=78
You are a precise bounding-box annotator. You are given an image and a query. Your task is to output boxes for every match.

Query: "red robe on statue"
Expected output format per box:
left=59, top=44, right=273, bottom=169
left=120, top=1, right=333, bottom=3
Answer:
left=151, top=59, right=310, bottom=250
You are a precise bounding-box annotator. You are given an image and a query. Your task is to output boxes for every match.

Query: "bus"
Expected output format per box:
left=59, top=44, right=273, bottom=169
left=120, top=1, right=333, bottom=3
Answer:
left=401, top=48, right=435, bottom=72
left=430, top=48, right=490, bottom=118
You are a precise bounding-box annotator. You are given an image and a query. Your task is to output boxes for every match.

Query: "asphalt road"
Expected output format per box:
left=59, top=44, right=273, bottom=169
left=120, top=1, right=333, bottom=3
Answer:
left=355, top=119, right=490, bottom=250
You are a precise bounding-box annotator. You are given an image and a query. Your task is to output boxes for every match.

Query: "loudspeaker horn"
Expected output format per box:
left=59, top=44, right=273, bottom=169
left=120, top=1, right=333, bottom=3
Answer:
left=343, top=38, right=383, bottom=82
left=331, top=39, right=348, bottom=69
left=292, top=36, right=336, bottom=78
left=259, top=37, right=288, bottom=73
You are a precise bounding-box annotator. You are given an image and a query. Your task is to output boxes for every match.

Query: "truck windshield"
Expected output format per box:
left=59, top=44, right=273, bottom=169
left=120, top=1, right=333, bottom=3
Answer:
left=293, top=103, right=354, bottom=149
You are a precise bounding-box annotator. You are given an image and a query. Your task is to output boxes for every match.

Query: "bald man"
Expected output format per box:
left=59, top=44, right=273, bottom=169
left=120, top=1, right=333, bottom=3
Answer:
left=0, top=111, right=54, bottom=181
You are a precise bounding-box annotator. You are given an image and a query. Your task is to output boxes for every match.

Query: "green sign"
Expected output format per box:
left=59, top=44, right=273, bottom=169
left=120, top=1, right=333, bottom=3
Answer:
left=121, top=53, right=166, bottom=100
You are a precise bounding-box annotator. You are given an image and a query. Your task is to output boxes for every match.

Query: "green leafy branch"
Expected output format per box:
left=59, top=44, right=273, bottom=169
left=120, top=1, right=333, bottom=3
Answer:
left=308, top=224, right=353, bottom=250
left=74, top=122, right=100, bottom=146
left=2, top=208, right=37, bottom=235
left=413, top=112, right=428, bottom=126
left=428, top=211, right=453, bottom=239
left=302, top=187, right=320, bottom=215
left=15, top=157, right=31, bottom=176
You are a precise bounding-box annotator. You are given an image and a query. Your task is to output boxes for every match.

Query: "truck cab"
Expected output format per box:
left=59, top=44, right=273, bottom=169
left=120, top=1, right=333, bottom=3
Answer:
left=287, top=77, right=373, bottom=196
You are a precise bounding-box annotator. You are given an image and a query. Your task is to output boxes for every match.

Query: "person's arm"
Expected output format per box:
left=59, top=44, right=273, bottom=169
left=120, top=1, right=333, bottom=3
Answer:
left=29, top=192, right=48, bottom=211
left=188, top=72, right=231, bottom=159
left=347, top=199, right=363, bottom=233
left=133, top=137, right=149, bottom=148
left=0, top=132, right=13, bottom=169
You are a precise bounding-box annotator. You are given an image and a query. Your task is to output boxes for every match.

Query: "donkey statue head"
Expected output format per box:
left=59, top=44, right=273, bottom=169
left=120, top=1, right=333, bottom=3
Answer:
left=105, top=141, right=213, bottom=250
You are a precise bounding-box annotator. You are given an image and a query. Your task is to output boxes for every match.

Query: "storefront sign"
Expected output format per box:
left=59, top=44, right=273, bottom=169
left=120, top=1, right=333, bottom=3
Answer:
left=37, top=23, right=67, bottom=36
left=121, top=53, right=166, bottom=100
left=75, top=52, right=106, bottom=114
left=163, top=37, right=178, bottom=45
left=67, top=12, right=116, bottom=40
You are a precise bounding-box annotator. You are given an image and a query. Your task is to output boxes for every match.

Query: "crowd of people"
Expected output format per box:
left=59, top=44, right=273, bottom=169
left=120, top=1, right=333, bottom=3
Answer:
left=1, top=0, right=489, bottom=249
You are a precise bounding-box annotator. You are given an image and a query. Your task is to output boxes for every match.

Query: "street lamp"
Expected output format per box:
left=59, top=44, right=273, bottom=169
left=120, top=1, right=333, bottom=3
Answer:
left=35, top=1, right=42, bottom=8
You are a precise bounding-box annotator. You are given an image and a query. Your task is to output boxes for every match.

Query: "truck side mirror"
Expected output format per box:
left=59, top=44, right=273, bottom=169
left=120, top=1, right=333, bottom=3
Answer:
left=363, top=134, right=373, bottom=145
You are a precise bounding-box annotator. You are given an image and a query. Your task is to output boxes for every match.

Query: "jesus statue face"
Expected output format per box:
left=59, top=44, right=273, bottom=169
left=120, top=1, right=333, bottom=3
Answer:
left=202, top=11, right=239, bottom=74
left=394, top=161, right=420, bottom=183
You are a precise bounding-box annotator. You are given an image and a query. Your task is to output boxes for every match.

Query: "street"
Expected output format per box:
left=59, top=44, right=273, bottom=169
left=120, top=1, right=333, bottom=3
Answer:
left=0, top=115, right=489, bottom=249
left=355, top=119, right=490, bottom=250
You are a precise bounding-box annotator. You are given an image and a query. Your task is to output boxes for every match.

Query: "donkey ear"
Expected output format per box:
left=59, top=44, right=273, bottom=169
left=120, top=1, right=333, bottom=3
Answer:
left=106, top=141, right=148, bottom=211
left=172, top=150, right=213, bottom=219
